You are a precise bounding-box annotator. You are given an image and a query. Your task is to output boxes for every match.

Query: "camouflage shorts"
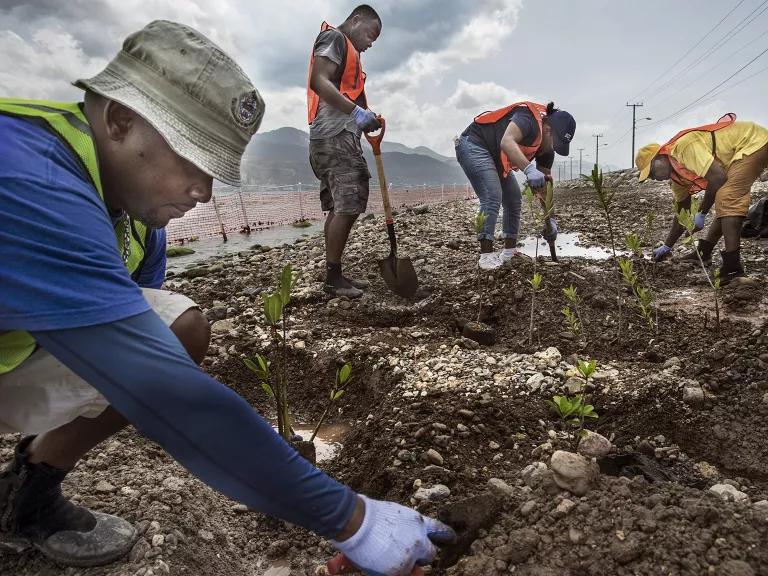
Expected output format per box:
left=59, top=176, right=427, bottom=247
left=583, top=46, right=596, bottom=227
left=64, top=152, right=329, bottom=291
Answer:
left=309, top=130, right=371, bottom=215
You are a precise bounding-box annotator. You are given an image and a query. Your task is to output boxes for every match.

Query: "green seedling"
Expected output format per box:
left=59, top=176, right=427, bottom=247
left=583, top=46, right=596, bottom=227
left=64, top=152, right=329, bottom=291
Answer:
left=474, top=211, right=489, bottom=322
left=643, top=212, right=655, bottom=247
left=677, top=198, right=720, bottom=331
left=625, top=232, right=658, bottom=332
left=244, top=263, right=297, bottom=441
left=546, top=394, right=598, bottom=450
left=310, top=361, right=353, bottom=443
left=582, top=165, right=623, bottom=338
left=524, top=183, right=554, bottom=345
left=561, top=285, right=584, bottom=336
left=619, top=258, right=654, bottom=330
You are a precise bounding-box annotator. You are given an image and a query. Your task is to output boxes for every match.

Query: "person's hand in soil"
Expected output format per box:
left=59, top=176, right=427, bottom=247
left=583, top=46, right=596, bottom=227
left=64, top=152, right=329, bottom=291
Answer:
left=652, top=244, right=672, bottom=262
left=330, top=495, right=455, bottom=575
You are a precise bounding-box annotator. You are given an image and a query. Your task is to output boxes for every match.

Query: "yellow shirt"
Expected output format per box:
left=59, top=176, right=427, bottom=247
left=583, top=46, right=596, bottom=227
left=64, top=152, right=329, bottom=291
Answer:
left=669, top=121, right=768, bottom=202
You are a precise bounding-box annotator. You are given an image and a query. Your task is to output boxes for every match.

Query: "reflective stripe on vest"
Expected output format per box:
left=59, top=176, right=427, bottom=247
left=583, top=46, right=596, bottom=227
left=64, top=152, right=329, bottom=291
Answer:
left=474, top=101, right=547, bottom=177
left=660, top=113, right=736, bottom=194
left=306, top=22, right=367, bottom=125
left=0, top=99, right=151, bottom=374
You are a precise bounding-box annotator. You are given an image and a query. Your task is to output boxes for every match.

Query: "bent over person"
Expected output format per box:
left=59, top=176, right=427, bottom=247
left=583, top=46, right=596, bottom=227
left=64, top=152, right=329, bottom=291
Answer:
left=0, top=20, right=452, bottom=572
left=456, top=101, right=576, bottom=269
left=308, top=4, right=382, bottom=298
left=636, top=113, right=768, bottom=283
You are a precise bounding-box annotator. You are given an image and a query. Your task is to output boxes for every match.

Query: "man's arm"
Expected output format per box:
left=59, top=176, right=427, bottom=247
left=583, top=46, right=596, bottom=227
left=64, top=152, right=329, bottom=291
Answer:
left=310, top=56, right=355, bottom=115
left=699, top=161, right=728, bottom=215
left=32, top=311, right=357, bottom=538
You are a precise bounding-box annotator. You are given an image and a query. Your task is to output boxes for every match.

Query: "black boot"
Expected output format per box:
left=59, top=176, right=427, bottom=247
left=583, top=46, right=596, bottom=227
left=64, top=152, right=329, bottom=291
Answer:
left=0, top=436, right=136, bottom=566
left=718, top=249, right=745, bottom=285
left=676, top=238, right=714, bottom=265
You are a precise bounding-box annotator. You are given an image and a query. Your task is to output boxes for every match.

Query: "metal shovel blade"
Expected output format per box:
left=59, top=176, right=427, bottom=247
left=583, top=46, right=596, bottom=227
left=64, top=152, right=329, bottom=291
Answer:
left=378, top=254, right=418, bottom=299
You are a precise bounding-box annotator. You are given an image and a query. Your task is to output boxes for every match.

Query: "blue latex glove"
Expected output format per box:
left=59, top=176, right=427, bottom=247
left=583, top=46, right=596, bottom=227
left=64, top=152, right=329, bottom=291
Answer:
left=693, top=211, right=706, bottom=231
left=523, top=162, right=546, bottom=188
left=543, top=217, right=558, bottom=241
left=332, top=496, right=456, bottom=576
left=351, top=105, right=381, bottom=132
left=652, top=244, right=672, bottom=262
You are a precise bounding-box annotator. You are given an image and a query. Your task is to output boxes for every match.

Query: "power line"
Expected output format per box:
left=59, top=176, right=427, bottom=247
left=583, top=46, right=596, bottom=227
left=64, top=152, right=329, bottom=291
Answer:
left=648, top=27, right=768, bottom=110
left=642, top=44, right=768, bottom=128
left=629, top=0, right=749, bottom=101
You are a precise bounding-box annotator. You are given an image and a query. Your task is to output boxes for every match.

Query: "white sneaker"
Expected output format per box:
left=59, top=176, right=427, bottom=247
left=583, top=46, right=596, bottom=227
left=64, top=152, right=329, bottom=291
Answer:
left=478, top=252, right=503, bottom=270
left=499, top=248, right=519, bottom=263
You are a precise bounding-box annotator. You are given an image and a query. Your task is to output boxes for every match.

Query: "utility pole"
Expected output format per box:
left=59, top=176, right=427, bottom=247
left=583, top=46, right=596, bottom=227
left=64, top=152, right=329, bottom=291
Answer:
left=593, top=134, right=604, bottom=171
left=569, top=156, right=573, bottom=180
left=577, top=147, right=585, bottom=176
left=627, top=102, right=643, bottom=169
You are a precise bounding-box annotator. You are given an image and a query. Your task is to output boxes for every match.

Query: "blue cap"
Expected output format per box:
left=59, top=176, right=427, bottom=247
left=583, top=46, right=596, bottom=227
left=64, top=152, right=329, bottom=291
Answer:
left=548, top=110, right=576, bottom=156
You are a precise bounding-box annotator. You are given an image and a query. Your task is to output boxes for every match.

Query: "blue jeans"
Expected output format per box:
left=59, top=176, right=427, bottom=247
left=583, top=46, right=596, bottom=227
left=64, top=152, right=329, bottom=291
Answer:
left=455, top=134, right=522, bottom=241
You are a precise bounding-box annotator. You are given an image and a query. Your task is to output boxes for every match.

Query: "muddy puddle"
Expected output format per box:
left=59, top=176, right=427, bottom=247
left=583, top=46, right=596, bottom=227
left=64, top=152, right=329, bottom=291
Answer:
left=517, top=233, right=617, bottom=259
left=166, top=221, right=323, bottom=274
left=270, top=422, right=349, bottom=463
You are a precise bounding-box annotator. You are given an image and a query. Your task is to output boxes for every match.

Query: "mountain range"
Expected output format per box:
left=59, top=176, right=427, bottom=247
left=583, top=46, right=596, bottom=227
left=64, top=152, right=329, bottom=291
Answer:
left=241, top=127, right=467, bottom=187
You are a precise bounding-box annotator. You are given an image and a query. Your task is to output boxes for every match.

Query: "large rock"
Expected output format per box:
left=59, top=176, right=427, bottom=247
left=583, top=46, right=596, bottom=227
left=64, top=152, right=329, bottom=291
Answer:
left=577, top=430, right=612, bottom=458
left=550, top=451, right=599, bottom=496
left=414, top=484, right=451, bottom=502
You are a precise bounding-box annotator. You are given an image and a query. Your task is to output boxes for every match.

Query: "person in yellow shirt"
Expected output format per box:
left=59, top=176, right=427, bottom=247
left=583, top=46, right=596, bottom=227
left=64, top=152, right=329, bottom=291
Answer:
left=636, top=114, right=768, bottom=283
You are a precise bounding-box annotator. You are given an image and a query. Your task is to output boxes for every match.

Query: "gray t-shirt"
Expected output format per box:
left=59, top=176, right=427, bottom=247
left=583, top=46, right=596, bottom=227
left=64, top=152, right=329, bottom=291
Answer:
left=309, top=29, right=362, bottom=140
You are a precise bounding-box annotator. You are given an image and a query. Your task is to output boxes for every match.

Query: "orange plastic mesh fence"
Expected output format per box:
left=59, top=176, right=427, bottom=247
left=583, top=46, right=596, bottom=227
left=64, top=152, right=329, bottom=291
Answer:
left=166, top=183, right=473, bottom=243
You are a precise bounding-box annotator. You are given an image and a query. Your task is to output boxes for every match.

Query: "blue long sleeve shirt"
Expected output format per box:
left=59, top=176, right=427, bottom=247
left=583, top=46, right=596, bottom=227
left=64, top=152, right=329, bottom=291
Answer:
left=0, top=112, right=356, bottom=537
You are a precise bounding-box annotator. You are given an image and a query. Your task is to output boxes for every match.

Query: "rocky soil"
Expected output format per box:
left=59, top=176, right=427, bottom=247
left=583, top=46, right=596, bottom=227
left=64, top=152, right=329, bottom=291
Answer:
left=2, top=173, right=768, bottom=576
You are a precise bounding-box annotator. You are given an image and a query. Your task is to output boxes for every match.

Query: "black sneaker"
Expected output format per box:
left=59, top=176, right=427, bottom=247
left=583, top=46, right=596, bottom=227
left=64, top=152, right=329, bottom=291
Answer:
left=0, top=436, right=136, bottom=566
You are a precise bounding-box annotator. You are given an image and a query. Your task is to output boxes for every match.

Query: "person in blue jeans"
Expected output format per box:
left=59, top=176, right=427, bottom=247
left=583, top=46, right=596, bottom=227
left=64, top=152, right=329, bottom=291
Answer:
left=456, top=101, right=576, bottom=269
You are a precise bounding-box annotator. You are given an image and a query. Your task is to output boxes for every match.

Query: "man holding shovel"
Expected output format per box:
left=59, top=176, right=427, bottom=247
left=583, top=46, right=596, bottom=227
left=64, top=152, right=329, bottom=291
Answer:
left=308, top=4, right=382, bottom=298
left=0, top=19, right=452, bottom=573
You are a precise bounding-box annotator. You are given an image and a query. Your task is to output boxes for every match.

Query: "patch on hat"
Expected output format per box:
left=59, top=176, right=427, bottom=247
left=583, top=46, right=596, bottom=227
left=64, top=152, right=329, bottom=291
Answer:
left=231, top=90, right=263, bottom=131
left=564, top=133, right=573, bottom=142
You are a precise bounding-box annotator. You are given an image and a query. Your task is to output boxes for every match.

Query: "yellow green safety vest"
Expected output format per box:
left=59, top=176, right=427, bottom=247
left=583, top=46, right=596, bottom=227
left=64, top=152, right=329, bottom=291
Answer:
left=0, top=99, right=152, bottom=374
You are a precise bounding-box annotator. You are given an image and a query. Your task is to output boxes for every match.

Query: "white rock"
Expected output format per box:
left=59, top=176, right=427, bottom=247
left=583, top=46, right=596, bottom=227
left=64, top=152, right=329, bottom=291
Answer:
left=550, top=451, right=599, bottom=496
left=414, top=484, right=451, bottom=502
left=526, top=373, right=545, bottom=391
left=556, top=499, right=576, bottom=516
left=683, top=386, right=705, bottom=406
left=577, top=430, right=612, bottom=458
left=709, top=483, right=748, bottom=502
left=521, top=462, right=548, bottom=488
left=487, top=478, right=515, bottom=498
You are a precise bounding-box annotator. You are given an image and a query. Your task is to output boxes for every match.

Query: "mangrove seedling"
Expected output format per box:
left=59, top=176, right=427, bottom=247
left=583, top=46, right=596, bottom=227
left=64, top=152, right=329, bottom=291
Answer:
left=524, top=182, right=554, bottom=344
left=677, top=198, right=720, bottom=330
left=244, top=263, right=297, bottom=441
left=546, top=393, right=598, bottom=450
left=310, top=361, right=353, bottom=443
left=619, top=257, right=655, bottom=330
left=582, top=165, right=623, bottom=337
left=561, top=284, right=585, bottom=338
left=528, top=271, right=543, bottom=344
left=474, top=210, right=489, bottom=321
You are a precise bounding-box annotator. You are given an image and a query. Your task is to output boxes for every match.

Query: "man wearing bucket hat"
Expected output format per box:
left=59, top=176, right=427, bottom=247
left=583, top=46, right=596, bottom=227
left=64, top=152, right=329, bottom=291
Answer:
left=455, top=101, right=576, bottom=269
left=0, top=20, right=453, bottom=571
left=636, top=114, right=768, bottom=283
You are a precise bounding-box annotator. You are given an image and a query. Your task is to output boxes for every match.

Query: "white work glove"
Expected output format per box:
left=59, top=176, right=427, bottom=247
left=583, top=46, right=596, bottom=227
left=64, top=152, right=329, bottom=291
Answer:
left=332, top=496, right=456, bottom=575
left=351, top=105, right=381, bottom=132
left=523, top=162, right=546, bottom=188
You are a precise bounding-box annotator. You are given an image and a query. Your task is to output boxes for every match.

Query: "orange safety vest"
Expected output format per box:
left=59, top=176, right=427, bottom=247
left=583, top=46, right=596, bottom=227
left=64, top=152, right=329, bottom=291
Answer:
left=307, top=22, right=367, bottom=125
left=474, top=101, right=548, bottom=177
left=658, top=113, right=736, bottom=193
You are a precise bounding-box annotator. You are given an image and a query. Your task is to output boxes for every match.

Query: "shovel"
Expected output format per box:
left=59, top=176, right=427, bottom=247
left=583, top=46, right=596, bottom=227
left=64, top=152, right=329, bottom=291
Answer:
left=364, top=117, right=419, bottom=299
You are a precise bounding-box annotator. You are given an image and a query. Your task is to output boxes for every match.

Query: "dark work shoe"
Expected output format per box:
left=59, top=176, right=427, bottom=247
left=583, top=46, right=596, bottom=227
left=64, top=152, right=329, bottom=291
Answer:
left=343, top=276, right=370, bottom=290
left=323, top=282, right=363, bottom=299
left=718, top=249, right=745, bottom=285
left=675, top=238, right=714, bottom=266
left=0, top=436, right=136, bottom=566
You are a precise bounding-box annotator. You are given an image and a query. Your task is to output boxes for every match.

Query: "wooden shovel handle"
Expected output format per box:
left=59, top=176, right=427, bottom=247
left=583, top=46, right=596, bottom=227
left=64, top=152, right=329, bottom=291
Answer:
left=363, top=115, right=386, bottom=155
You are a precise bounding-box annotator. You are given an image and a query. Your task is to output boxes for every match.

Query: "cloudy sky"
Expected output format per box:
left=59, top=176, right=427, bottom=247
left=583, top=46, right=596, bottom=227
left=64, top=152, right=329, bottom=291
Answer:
left=2, top=0, right=767, bottom=173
